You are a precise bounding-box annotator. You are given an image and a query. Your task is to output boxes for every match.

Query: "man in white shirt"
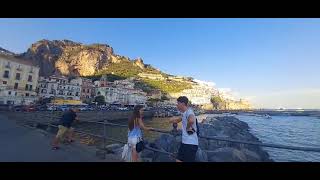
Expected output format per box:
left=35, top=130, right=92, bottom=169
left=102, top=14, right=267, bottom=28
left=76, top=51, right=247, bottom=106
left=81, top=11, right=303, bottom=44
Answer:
left=169, top=96, right=198, bottom=162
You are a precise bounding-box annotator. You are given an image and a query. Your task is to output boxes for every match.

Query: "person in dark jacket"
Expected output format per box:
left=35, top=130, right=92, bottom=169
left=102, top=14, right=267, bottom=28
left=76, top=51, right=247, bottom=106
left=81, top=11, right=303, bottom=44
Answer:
left=52, top=108, right=79, bottom=150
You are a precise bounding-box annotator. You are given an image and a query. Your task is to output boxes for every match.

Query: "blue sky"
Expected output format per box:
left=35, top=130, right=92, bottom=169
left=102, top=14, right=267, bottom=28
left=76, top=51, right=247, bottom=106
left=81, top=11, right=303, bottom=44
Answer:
left=0, top=18, right=319, bottom=109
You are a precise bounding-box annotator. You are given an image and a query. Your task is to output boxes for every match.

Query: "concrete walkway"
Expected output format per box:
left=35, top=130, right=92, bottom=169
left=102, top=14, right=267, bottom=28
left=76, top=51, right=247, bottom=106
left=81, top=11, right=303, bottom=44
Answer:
left=0, top=114, right=121, bottom=162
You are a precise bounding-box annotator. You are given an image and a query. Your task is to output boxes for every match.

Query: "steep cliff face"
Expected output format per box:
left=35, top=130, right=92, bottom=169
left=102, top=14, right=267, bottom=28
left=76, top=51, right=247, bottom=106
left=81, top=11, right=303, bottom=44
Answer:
left=17, top=40, right=122, bottom=77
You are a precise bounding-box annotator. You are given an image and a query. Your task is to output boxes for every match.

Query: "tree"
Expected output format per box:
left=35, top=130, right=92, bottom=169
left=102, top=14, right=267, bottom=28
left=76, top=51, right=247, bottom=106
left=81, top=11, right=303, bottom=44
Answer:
left=161, top=95, right=169, bottom=101
left=37, top=97, right=53, bottom=105
left=94, top=95, right=106, bottom=105
left=83, top=98, right=93, bottom=105
left=210, top=95, right=225, bottom=110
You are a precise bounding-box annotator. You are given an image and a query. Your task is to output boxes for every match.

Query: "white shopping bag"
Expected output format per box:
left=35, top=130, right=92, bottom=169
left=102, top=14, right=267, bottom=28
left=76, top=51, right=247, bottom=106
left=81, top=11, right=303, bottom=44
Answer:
left=121, top=144, right=132, bottom=162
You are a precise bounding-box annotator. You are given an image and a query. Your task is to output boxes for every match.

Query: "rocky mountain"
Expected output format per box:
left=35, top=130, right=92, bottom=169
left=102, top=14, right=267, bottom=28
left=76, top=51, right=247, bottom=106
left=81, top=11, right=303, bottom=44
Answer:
left=16, top=39, right=150, bottom=77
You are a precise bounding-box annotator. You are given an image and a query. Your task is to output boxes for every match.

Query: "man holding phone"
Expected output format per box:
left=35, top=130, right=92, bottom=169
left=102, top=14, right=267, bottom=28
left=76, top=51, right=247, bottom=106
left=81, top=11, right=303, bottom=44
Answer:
left=169, top=96, right=199, bottom=162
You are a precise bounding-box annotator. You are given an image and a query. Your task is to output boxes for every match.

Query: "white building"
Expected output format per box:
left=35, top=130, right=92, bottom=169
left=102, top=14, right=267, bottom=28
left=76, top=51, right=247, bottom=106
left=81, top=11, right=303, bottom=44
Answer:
left=138, top=73, right=165, bottom=80
left=95, top=78, right=147, bottom=106
left=169, top=82, right=219, bottom=105
left=0, top=54, right=40, bottom=105
left=37, top=75, right=82, bottom=100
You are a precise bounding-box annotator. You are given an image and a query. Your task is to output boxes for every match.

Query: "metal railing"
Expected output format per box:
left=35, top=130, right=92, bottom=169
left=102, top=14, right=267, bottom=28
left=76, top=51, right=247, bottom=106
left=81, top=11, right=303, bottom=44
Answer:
left=21, top=112, right=320, bottom=161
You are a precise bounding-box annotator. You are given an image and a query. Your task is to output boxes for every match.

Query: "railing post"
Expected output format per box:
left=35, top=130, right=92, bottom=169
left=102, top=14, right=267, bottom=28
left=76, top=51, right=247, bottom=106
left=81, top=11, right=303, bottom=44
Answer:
left=103, top=120, right=106, bottom=149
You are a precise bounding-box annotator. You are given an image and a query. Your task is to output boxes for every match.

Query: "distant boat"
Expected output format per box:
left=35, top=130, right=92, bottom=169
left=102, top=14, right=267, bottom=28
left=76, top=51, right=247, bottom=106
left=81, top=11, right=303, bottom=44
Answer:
left=253, top=114, right=271, bottom=119
left=264, top=114, right=272, bottom=119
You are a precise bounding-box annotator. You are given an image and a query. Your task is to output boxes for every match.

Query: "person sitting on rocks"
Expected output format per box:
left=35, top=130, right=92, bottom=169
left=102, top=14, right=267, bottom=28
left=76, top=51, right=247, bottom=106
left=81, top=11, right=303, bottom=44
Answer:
left=169, top=96, right=199, bottom=162
left=126, top=105, right=154, bottom=162
left=52, top=107, right=79, bottom=150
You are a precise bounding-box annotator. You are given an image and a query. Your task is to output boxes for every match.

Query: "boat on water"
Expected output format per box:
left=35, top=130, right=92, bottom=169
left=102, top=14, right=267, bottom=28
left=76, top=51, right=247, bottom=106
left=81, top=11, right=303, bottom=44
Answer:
left=253, top=114, right=272, bottom=119
left=264, top=114, right=272, bottom=119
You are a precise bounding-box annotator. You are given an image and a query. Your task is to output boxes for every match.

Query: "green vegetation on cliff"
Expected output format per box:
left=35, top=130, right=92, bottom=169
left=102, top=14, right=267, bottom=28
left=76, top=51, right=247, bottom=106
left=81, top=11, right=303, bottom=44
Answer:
left=88, top=60, right=192, bottom=94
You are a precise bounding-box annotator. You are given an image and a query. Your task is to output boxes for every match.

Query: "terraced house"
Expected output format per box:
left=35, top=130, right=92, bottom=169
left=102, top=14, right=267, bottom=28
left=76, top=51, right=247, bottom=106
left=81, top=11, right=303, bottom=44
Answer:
left=0, top=54, right=40, bottom=105
left=37, top=75, right=82, bottom=101
left=95, top=77, right=147, bottom=106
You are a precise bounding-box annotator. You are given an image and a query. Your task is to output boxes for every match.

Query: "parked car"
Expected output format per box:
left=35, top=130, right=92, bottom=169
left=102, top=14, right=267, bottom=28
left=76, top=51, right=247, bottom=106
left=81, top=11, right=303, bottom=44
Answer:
left=13, top=105, right=24, bottom=112
left=119, top=107, right=128, bottom=111
left=79, top=107, right=88, bottom=111
left=47, top=106, right=57, bottom=111
left=36, top=105, right=47, bottom=111
left=24, top=105, right=36, bottom=112
left=87, top=106, right=94, bottom=111
left=56, top=105, right=69, bottom=111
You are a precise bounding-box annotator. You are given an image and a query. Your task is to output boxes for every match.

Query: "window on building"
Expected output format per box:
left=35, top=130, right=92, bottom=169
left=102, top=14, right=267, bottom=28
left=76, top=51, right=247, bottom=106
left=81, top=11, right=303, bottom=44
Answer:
left=75, top=92, right=79, bottom=96
left=26, top=93, right=29, bottom=97
left=16, top=73, right=21, bottom=80
left=87, top=89, right=90, bottom=93
left=3, top=81, right=7, bottom=85
left=7, top=101, right=13, bottom=105
left=17, top=65, right=22, bottom=71
left=25, top=84, right=29, bottom=91
left=83, top=89, right=85, bottom=93
left=14, top=83, right=18, bottom=89
left=3, top=70, right=9, bottom=78
left=28, top=75, right=32, bottom=82
left=15, top=92, right=17, bottom=96
left=5, top=62, right=10, bottom=68
left=29, top=85, right=32, bottom=91
left=8, top=91, right=11, bottom=95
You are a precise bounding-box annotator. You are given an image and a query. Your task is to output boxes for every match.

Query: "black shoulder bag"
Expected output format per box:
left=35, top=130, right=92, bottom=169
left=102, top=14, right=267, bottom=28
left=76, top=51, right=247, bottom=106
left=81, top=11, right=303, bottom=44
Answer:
left=134, top=118, right=145, bottom=153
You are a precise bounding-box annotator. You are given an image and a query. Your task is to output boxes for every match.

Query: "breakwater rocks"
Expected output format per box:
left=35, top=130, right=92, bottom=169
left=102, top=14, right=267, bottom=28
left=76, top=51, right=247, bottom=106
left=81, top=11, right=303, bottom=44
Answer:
left=109, top=116, right=273, bottom=162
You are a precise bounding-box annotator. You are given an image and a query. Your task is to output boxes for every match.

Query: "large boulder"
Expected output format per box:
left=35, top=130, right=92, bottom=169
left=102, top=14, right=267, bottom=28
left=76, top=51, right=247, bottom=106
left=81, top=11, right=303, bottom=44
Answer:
left=153, top=152, right=175, bottom=162
left=207, top=147, right=247, bottom=162
left=140, top=149, right=155, bottom=160
left=148, top=116, right=272, bottom=162
left=105, top=143, right=122, bottom=153
left=195, top=148, right=208, bottom=162
left=154, top=134, right=180, bottom=153
left=199, top=138, right=209, bottom=150
left=241, top=149, right=261, bottom=162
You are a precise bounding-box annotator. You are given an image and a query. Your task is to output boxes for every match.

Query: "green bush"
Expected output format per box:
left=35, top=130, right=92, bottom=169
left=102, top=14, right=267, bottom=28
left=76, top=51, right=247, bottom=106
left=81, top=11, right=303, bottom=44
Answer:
left=94, top=95, right=106, bottom=105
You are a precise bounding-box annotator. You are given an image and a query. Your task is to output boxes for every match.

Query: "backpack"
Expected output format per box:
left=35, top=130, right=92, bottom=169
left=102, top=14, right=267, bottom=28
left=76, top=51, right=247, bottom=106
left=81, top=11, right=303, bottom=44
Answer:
left=186, top=112, right=200, bottom=137
left=195, top=117, right=200, bottom=137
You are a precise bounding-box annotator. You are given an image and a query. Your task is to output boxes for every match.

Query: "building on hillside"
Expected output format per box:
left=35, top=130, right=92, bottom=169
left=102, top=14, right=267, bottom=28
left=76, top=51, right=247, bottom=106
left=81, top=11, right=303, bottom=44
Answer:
left=37, top=75, right=82, bottom=101
left=0, top=54, right=40, bottom=105
left=80, top=78, right=95, bottom=102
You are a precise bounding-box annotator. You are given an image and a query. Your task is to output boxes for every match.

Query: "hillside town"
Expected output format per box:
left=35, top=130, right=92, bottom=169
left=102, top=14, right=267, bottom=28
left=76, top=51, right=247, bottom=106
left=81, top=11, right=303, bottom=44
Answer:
left=0, top=53, right=251, bottom=111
